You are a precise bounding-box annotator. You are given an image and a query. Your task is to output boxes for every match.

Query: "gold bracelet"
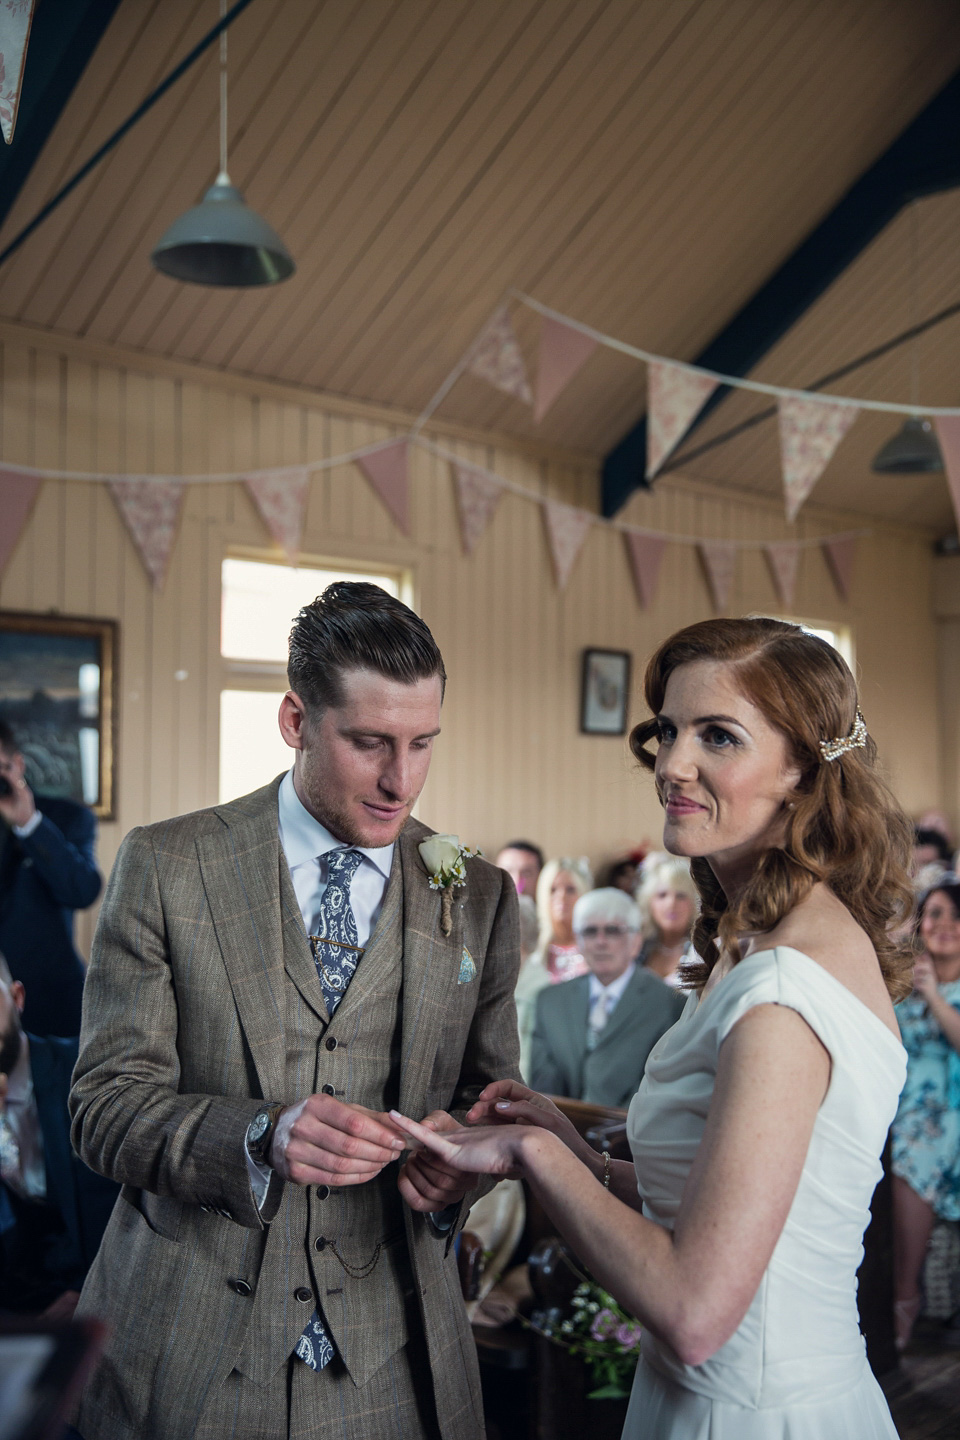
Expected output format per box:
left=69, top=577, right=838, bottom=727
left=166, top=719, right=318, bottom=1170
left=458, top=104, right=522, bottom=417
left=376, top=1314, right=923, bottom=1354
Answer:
left=602, top=1150, right=611, bottom=1189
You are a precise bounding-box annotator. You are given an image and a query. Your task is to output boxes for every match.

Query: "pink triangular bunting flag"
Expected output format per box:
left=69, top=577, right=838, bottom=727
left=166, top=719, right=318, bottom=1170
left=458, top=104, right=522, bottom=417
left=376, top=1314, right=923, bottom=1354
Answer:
left=453, top=464, right=502, bottom=555
left=934, top=417, right=960, bottom=533
left=533, top=317, right=598, bottom=423
left=778, top=396, right=859, bottom=522
left=821, top=536, right=856, bottom=601
left=109, top=479, right=184, bottom=591
left=543, top=501, right=592, bottom=590
left=647, top=360, right=719, bottom=479
left=245, top=469, right=310, bottom=561
left=698, top=542, right=737, bottom=612
left=0, top=2, right=37, bottom=145
left=624, top=533, right=666, bottom=609
left=0, top=466, right=41, bottom=575
left=467, top=306, right=532, bottom=405
left=764, top=543, right=801, bottom=608
left=355, top=440, right=410, bottom=534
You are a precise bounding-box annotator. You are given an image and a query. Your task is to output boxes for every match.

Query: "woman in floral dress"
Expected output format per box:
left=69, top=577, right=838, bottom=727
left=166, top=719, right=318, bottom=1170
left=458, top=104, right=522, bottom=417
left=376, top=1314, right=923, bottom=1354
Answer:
left=891, top=875, right=960, bottom=1347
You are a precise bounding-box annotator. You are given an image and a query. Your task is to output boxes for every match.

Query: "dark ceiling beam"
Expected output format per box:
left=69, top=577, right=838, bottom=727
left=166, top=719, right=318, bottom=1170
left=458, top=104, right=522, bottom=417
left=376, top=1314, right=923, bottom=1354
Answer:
left=601, top=69, right=960, bottom=517
left=0, top=0, right=124, bottom=229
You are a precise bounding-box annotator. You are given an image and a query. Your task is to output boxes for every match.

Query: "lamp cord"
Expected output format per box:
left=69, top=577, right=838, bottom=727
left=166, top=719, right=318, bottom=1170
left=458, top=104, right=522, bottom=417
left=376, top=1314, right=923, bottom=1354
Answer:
left=219, top=0, right=229, bottom=179
left=0, top=0, right=257, bottom=271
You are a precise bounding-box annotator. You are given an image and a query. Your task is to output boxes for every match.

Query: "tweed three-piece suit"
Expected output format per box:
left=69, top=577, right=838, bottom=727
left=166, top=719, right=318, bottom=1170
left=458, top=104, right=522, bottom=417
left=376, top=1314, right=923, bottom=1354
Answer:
left=68, top=777, right=520, bottom=1440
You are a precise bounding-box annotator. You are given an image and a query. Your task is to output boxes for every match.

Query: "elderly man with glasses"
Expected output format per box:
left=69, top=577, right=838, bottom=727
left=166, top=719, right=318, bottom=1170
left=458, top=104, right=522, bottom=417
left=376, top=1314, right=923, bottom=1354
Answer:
left=529, top=888, right=685, bottom=1108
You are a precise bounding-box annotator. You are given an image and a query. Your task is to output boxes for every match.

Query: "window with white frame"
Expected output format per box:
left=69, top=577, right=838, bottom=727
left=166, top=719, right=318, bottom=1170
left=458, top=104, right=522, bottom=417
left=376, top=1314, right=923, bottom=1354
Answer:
left=219, top=557, right=404, bottom=802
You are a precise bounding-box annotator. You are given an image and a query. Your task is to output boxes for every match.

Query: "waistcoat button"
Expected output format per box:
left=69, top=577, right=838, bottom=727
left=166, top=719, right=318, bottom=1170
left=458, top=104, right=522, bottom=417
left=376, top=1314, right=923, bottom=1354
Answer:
left=321, top=1084, right=335, bottom=1096
left=316, top=1185, right=330, bottom=1200
left=325, top=1037, right=338, bottom=1051
left=294, top=1286, right=313, bottom=1303
left=315, top=1236, right=327, bottom=1252
left=229, top=1278, right=252, bottom=1297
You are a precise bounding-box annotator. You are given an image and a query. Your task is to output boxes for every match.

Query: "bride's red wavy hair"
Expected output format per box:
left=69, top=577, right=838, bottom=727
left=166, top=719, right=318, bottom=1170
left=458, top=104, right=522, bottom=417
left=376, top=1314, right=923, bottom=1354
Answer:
left=630, top=617, right=915, bottom=1001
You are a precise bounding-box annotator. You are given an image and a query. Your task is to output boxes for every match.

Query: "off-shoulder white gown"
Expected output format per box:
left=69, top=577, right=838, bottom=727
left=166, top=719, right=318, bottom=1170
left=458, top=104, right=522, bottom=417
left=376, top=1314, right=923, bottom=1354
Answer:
left=624, top=947, right=905, bottom=1439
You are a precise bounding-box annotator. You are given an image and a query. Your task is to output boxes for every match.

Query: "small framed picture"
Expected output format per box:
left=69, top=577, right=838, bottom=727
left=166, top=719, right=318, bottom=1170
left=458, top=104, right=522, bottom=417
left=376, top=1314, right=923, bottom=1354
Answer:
left=580, top=648, right=631, bottom=735
left=0, top=611, right=118, bottom=819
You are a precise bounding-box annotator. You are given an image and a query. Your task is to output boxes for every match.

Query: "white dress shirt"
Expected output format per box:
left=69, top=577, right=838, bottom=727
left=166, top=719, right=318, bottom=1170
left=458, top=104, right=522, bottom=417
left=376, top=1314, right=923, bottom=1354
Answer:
left=0, top=1034, right=46, bottom=1201
left=587, top=961, right=636, bottom=1024
left=277, top=768, right=394, bottom=941
left=246, top=770, right=395, bottom=1203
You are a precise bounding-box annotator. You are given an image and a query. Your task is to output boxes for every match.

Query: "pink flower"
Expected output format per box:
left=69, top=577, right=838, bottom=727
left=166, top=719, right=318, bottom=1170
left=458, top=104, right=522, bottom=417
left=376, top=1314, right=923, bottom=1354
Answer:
left=616, top=1322, right=642, bottom=1348
left=590, top=1309, right=618, bottom=1341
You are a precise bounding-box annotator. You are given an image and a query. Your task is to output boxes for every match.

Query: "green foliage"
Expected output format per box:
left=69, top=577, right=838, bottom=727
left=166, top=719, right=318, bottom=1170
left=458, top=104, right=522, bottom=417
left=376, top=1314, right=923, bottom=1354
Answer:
left=531, top=1280, right=642, bottom=1400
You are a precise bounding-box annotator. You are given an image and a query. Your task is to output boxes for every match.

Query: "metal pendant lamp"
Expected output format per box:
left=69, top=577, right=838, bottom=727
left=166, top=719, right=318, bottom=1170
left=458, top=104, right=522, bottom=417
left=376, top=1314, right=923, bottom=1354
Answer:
left=151, top=2, right=294, bottom=287
left=871, top=415, right=942, bottom=474
left=871, top=203, right=940, bottom=474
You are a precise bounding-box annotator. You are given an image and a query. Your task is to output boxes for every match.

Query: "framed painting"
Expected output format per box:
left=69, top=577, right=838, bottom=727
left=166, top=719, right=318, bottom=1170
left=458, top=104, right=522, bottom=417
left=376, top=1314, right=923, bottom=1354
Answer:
left=0, top=611, right=118, bottom=819
left=580, top=648, right=631, bottom=736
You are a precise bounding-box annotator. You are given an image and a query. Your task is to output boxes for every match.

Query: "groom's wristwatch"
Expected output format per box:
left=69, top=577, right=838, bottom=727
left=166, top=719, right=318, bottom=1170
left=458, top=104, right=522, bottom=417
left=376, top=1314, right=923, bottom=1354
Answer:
left=246, top=1104, right=286, bottom=1167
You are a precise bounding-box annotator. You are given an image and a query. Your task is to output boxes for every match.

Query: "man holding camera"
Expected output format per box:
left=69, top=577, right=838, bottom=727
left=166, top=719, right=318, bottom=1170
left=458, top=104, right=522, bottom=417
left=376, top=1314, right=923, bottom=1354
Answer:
left=0, top=721, right=102, bottom=1037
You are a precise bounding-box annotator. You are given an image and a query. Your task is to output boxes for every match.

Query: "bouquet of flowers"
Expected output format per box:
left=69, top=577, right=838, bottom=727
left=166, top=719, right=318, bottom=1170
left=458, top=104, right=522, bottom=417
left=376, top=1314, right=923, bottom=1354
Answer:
left=533, top=1280, right=642, bottom=1399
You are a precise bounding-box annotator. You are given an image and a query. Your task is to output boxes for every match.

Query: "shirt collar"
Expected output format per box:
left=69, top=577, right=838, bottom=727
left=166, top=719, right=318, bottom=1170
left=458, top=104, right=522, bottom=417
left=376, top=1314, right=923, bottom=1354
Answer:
left=277, top=768, right=394, bottom=880
left=5, top=1030, right=33, bottom=1106
left=589, top=961, right=636, bottom=1006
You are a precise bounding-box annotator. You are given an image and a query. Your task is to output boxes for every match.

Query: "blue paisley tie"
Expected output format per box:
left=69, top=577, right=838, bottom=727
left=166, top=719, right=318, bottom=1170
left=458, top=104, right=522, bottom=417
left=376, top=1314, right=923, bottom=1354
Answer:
left=296, top=847, right=365, bottom=1372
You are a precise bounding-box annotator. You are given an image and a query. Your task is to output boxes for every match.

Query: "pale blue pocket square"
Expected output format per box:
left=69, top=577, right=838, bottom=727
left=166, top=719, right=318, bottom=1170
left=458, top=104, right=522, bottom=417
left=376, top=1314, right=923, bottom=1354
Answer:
left=458, top=947, right=477, bottom=984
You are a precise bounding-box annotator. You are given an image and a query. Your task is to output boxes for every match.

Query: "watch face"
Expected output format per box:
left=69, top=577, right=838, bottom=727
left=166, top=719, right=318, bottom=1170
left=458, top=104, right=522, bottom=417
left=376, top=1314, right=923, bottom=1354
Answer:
left=249, top=1112, right=270, bottom=1144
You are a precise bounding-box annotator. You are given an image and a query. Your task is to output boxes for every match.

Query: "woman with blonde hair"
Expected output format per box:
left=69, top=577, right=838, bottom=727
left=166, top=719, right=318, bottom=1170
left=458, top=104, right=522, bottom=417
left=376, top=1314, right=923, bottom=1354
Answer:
left=394, top=617, right=913, bottom=1439
left=513, top=857, right=592, bottom=1080
left=636, top=853, right=699, bottom=986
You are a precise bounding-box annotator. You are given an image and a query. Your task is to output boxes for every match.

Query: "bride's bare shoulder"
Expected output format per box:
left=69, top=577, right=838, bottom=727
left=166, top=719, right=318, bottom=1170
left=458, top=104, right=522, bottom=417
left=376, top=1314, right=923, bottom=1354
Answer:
left=748, top=884, right=898, bottom=1030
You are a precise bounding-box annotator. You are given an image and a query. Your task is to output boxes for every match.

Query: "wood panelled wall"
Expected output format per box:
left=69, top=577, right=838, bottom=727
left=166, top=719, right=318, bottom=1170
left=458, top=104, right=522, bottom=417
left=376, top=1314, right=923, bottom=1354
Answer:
left=0, top=322, right=942, bottom=957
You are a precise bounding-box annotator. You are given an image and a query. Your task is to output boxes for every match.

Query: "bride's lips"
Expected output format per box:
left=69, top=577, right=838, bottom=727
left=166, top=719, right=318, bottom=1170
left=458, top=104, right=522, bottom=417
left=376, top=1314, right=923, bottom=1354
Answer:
left=664, top=795, right=707, bottom=817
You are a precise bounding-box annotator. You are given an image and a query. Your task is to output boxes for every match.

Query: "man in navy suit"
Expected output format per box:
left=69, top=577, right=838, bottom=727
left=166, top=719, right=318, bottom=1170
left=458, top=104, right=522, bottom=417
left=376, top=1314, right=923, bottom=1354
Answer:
left=0, top=721, right=101, bottom=1037
left=0, top=955, right=119, bottom=1318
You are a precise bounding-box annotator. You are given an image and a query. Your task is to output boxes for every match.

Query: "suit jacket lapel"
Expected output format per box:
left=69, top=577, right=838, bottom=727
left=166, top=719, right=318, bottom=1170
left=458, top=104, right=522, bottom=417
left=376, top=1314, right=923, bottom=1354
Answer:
left=397, top=821, right=462, bottom=1116
left=195, top=780, right=290, bottom=1101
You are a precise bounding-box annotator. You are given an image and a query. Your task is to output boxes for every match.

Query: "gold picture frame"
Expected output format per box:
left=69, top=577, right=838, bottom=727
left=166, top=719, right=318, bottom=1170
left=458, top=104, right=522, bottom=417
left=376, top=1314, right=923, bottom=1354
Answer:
left=0, top=611, right=118, bottom=819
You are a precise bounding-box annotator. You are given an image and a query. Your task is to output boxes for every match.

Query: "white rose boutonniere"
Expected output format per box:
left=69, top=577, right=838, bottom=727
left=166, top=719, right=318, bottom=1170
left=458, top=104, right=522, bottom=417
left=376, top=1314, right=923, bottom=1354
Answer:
left=418, top=834, right=480, bottom=935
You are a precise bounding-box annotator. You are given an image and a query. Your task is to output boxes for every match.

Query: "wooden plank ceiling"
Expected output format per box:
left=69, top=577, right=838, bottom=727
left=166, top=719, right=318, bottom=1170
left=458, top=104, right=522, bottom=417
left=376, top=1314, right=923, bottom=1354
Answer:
left=1, top=0, right=959, bottom=525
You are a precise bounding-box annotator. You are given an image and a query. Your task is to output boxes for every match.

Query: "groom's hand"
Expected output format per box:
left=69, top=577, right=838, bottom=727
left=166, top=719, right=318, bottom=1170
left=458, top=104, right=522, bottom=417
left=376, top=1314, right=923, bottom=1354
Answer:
left=397, top=1111, right=480, bottom=1212
left=269, top=1095, right=406, bottom=1187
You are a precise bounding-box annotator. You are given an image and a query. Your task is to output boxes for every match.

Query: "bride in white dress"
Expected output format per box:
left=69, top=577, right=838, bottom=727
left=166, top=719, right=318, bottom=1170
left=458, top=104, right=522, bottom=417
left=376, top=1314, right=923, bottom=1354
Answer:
left=393, top=617, right=915, bottom=1439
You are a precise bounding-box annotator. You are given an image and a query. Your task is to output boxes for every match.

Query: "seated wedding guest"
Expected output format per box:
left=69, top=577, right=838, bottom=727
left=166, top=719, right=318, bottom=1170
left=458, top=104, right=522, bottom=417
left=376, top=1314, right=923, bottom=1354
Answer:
left=891, top=875, right=960, bottom=1349
left=601, top=847, right=648, bottom=895
left=514, top=857, right=592, bottom=1081
left=529, top=888, right=684, bottom=1107
left=912, top=826, right=952, bottom=876
left=0, top=954, right=118, bottom=1319
left=0, top=721, right=102, bottom=1037
left=495, top=839, right=544, bottom=898
left=636, top=853, right=698, bottom=986
left=517, top=893, right=539, bottom=963
left=394, top=616, right=914, bottom=1439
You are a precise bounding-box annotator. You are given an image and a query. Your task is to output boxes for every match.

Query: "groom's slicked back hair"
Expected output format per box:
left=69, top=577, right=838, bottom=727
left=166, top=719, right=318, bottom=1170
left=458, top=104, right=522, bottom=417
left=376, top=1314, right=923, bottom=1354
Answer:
left=288, top=581, right=446, bottom=714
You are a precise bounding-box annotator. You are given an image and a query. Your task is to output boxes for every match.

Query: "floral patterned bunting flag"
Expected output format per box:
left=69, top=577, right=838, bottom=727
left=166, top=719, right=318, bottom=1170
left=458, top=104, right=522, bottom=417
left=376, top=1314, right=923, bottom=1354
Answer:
left=245, top=469, right=310, bottom=561
left=821, top=536, right=856, bottom=601
left=698, top=541, right=737, bottom=612
left=543, top=500, right=592, bottom=590
left=0, top=1, right=36, bottom=145
left=467, top=306, right=533, bottom=405
left=646, top=360, right=719, bottom=480
left=533, top=317, right=598, bottom=423
left=778, top=396, right=859, bottom=522
left=624, top=533, right=666, bottom=609
left=934, top=417, right=960, bottom=535
left=355, top=440, right=410, bottom=534
left=764, top=542, right=801, bottom=608
left=0, top=466, right=40, bottom=575
left=453, top=464, right=502, bottom=555
left=109, top=479, right=185, bottom=591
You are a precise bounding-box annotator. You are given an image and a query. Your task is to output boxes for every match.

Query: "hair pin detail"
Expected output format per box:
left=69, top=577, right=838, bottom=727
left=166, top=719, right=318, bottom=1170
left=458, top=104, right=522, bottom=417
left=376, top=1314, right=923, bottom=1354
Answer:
left=819, top=708, right=868, bottom=763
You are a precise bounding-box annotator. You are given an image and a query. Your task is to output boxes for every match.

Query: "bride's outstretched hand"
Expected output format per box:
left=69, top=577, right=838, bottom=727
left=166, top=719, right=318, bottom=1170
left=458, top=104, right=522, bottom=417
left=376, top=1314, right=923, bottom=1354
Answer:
left=465, top=1081, right=597, bottom=1168
left=389, top=1111, right=527, bottom=1179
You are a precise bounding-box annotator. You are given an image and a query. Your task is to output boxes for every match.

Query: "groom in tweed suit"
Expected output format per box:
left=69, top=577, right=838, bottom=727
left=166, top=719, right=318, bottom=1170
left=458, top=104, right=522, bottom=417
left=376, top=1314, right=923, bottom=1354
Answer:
left=68, top=583, right=521, bottom=1440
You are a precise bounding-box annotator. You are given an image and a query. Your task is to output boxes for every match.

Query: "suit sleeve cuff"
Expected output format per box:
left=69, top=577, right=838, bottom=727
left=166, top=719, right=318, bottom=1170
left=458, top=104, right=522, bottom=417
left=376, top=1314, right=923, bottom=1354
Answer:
left=13, top=809, right=42, bottom=838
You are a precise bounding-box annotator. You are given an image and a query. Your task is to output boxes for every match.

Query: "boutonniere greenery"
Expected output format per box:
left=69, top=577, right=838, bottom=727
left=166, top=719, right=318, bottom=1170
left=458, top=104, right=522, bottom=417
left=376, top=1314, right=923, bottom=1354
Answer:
left=418, top=834, right=480, bottom=936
